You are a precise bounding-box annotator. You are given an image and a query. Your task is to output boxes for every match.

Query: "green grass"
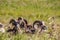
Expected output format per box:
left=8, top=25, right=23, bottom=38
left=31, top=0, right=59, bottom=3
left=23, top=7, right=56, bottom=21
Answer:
left=0, top=0, right=60, bottom=40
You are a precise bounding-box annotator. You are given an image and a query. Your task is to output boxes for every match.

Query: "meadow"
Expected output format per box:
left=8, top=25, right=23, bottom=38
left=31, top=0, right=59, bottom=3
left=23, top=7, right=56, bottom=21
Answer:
left=0, top=0, right=60, bottom=40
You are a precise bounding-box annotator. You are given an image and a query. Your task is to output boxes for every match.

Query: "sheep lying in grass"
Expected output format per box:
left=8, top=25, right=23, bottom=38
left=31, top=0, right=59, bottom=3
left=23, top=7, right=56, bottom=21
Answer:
left=33, top=20, right=47, bottom=33
left=7, top=19, right=21, bottom=35
left=17, top=17, right=36, bottom=34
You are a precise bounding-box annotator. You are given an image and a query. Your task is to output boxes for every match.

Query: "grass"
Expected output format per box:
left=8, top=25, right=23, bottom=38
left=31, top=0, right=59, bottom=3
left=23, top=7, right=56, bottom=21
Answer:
left=0, top=0, right=60, bottom=40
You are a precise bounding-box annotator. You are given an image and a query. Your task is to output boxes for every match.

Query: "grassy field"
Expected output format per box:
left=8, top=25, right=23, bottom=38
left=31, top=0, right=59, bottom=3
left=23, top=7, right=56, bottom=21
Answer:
left=0, top=0, right=60, bottom=40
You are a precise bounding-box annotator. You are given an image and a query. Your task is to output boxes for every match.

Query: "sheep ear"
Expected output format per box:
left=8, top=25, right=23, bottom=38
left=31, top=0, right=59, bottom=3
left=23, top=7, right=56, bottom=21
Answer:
left=24, top=19, right=28, bottom=24
left=9, top=19, right=12, bottom=23
left=18, top=17, right=22, bottom=20
left=42, top=21, right=45, bottom=25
